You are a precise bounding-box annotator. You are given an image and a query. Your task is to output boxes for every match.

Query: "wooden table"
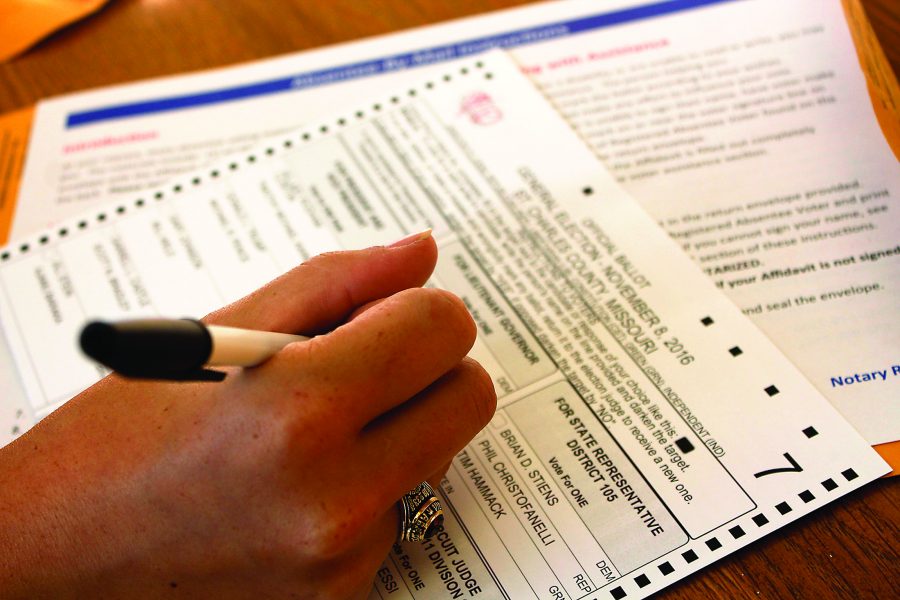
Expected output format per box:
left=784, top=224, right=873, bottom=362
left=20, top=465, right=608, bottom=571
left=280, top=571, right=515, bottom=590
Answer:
left=0, top=1, right=897, bottom=598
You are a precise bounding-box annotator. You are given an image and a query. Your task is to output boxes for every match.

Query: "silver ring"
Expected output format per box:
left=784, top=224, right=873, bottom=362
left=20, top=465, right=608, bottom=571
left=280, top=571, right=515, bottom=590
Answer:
left=398, top=481, right=444, bottom=543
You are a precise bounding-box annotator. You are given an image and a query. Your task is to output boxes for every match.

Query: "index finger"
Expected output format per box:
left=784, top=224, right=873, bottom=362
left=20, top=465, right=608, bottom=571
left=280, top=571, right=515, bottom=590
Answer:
left=204, top=230, right=436, bottom=334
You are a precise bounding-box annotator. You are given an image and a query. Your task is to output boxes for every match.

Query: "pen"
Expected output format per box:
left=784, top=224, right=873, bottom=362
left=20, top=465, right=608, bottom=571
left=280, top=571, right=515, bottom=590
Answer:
left=79, top=318, right=308, bottom=381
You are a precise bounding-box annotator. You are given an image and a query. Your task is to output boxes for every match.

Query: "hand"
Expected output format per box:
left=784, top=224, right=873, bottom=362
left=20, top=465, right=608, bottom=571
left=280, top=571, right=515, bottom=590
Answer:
left=0, top=232, right=497, bottom=599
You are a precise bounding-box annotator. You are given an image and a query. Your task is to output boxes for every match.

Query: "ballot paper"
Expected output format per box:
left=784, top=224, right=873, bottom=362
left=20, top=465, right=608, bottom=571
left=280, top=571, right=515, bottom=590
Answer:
left=0, top=52, right=887, bottom=599
left=7, top=0, right=899, bottom=447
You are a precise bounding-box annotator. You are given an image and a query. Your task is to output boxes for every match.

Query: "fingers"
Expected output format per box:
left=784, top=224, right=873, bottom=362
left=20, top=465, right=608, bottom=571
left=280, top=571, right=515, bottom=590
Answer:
left=347, top=462, right=454, bottom=594
left=275, top=286, right=479, bottom=427
left=359, top=357, right=496, bottom=507
left=204, top=230, right=436, bottom=334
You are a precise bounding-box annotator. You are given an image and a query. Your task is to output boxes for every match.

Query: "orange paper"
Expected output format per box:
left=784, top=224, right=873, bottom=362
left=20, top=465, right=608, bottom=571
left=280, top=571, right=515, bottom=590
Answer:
left=873, top=442, right=900, bottom=477
left=842, top=0, right=900, bottom=161
left=0, top=0, right=111, bottom=62
left=0, top=106, right=34, bottom=246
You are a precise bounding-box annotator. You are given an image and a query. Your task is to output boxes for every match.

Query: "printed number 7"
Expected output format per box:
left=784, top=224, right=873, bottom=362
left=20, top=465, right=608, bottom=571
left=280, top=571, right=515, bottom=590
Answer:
left=754, top=452, right=803, bottom=478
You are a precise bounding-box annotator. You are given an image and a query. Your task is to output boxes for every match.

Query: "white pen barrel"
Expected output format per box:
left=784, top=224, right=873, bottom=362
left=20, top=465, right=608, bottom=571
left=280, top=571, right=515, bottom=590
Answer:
left=206, top=325, right=308, bottom=366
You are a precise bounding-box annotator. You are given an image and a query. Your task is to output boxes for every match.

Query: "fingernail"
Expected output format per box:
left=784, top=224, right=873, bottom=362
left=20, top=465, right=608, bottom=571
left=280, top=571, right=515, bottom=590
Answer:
left=387, top=229, right=432, bottom=248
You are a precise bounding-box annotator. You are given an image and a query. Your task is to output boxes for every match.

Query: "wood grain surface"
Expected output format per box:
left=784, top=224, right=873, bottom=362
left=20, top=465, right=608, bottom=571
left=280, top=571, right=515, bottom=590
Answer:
left=0, top=1, right=897, bottom=598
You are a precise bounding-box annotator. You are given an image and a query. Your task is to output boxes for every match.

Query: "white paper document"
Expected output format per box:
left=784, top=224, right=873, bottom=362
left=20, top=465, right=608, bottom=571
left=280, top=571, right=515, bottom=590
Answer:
left=9, top=0, right=898, bottom=444
left=0, top=52, right=886, bottom=599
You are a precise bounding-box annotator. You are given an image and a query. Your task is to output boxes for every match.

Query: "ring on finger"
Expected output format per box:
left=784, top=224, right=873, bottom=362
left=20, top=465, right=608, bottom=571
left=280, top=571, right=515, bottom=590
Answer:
left=398, top=481, right=444, bottom=543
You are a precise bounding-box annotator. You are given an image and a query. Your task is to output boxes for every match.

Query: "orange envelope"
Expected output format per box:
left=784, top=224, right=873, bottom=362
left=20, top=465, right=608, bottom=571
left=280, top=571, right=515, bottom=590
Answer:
left=0, top=107, right=33, bottom=245
left=0, top=0, right=111, bottom=62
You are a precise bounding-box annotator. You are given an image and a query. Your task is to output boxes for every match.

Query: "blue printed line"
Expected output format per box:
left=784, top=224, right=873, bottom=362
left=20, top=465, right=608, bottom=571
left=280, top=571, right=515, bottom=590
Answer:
left=66, top=0, right=738, bottom=127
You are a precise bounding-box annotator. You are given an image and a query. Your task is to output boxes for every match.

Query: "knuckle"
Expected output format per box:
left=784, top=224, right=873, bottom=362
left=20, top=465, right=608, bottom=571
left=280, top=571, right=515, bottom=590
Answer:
left=284, top=334, right=325, bottom=370
left=263, top=341, right=360, bottom=443
left=279, top=335, right=345, bottom=390
left=455, top=357, right=498, bottom=430
left=415, top=288, right=477, bottom=346
left=298, top=255, right=358, bottom=310
left=304, top=498, right=380, bottom=561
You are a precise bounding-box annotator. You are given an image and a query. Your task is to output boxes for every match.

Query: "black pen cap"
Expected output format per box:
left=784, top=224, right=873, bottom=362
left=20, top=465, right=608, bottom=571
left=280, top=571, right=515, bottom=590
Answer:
left=80, top=318, right=213, bottom=379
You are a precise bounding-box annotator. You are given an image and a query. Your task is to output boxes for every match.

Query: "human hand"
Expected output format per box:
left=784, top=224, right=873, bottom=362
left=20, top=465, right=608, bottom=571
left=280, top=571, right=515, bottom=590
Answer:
left=0, top=231, right=497, bottom=599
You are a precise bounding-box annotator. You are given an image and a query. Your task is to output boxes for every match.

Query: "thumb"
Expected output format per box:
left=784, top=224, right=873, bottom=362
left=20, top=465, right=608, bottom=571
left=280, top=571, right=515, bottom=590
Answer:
left=204, top=230, right=436, bottom=334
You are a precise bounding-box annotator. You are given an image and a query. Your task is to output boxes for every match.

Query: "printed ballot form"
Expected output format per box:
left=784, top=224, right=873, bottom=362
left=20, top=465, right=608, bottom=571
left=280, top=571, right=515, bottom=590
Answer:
left=0, top=53, right=886, bottom=599
left=7, top=0, right=898, bottom=446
